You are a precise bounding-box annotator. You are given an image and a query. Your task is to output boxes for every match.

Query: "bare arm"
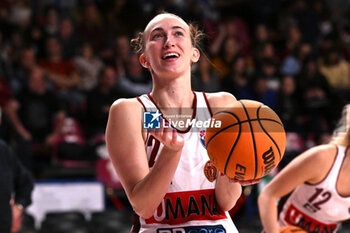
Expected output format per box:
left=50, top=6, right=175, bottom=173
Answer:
left=106, top=99, right=184, bottom=218
left=258, top=145, right=336, bottom=233
left=207, top=92, right=242, bottom=211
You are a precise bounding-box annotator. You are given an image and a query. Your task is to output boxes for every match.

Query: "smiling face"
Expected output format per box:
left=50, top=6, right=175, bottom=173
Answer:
left=140, top=14, right=199, bottom=79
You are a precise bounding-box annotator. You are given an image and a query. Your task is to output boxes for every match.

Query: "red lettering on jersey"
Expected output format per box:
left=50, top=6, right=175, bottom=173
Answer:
left=145, top=189, right=227, bottom=225
left=284, top=204, right=338, bottom=233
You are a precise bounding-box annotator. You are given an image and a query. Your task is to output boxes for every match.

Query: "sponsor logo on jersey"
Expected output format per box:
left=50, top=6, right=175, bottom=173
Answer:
left=204, top=160, right=217, bottom=182
left=145, top=189, right=227, bottom=225
left=284, top=204, right=337, bottom=233
left=157, top=224, right=226, bottom=233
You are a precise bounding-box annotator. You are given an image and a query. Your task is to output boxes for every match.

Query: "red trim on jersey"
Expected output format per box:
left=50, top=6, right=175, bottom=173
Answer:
left=148, top=135, right=160, bottom=167
left=283, top=204, right=337, bottom=232
left=145, top=189, right=227, bottom=225
left=136, top=96, right=149, bottom=145
left=146, top=92, right=197, bottom=134
left=202, top=92, right=213, bottom=117
left=136, top=96, right=147, bottom=111
left=336, top=146, right=350, bottom=197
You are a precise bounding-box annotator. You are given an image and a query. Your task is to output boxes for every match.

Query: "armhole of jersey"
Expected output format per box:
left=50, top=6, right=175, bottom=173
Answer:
left=136, top=96, right=149, bottom=145
left=202, top=92, right=213, bottom=117
left=336, top=146, right=350, bottom=197
left=136, top=96, right=147, bottom=111
left=305, top=144, right=339, bottom=186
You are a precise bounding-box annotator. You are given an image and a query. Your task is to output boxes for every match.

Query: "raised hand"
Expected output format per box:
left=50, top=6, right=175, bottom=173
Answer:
left=148, top=119, right=184, bottom=152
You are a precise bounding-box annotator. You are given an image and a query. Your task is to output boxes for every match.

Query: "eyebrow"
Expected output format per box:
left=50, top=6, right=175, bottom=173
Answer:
left=151, top=26, right=186, bottom=33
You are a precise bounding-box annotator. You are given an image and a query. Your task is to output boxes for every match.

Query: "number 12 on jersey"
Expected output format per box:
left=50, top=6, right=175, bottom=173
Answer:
left=303, top=188, right=332, bottom=213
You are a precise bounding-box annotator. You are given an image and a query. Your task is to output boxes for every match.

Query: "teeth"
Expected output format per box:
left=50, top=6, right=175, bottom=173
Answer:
left=163, top=53, right=179, bottom=59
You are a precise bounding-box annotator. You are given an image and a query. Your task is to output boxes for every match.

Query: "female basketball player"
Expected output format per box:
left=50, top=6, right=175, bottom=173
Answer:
left=258, top=104, right=350, bottom=233
left=106, top=13, right=253, bottom=232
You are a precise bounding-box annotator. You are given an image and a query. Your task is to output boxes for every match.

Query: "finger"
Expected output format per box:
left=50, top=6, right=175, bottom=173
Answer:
left=241, top=179, right=261, bottom=186
left=229, top=178, right=260, bottom=186
left=162, top=121, right=171, bottom=141
left=155, top=127, right=163, bottom=139
left=171, top=128, right=178, bottom=144
left=249, top=178, right=261, bottom=185
left=148, top=128, right=155, bottom=136
left=229, top=178, right=239, bottom=183
left=160, top=117, right=168, bottom=136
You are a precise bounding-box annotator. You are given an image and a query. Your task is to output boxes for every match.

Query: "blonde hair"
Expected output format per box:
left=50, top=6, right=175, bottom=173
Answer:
left=130, top=13, right=205, bottom=55
left=330, top=104, right=350, bottom=146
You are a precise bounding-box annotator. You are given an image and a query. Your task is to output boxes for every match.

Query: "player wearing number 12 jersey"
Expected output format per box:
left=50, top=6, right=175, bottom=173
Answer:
left=258, top=104, right=350, bottom=233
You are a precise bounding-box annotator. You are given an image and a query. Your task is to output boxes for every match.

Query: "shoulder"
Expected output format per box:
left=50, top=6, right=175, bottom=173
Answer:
left=292, top=144, right=337, bottom=183
left=109, top=98, right=144, bottom=115
left=205, top=92, right=237, bottom=114
left=107, top=98, right=144, bottom=133
left=300, top=144, right=337, bottom=162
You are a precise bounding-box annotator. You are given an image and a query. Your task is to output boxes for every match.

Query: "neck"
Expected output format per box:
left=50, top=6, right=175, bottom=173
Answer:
left=151, top=74, right=193, bottom=109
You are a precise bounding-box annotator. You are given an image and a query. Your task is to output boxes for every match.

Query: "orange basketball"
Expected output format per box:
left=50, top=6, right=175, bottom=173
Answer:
left=279, top=225, right=307, bottom=233
left=205, top=99, right=286, bottom=180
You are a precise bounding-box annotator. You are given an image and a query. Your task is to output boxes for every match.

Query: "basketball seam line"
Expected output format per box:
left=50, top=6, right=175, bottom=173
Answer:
left=223, top=117, right=282, bottom=126
left=224, top=114, right=241, bottom=176
left=205, top=111, right=242, bottom=177
left=206, top=114, right=282, bottom=147
left=205, top=111, right=242, bottom=148
left=256, top=106, right=282, bottom=160
left=239, top=100, right=258, bottom=180
left=205, top=108, right=282, bottom=179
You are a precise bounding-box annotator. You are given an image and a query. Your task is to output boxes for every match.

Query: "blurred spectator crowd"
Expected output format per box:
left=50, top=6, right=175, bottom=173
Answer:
left=0, top=0, right=350, bottom=182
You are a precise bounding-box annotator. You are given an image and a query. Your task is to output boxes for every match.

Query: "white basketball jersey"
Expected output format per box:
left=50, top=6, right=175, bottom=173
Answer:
left=279, top=145, right=350, bottom=232
left=136, top=92, right=238, bottom=233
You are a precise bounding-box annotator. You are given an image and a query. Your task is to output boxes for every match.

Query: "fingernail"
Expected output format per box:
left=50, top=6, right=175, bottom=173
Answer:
left=165, top=122, right=169, bottom=127
left=173, top=128, right=176, bottom=133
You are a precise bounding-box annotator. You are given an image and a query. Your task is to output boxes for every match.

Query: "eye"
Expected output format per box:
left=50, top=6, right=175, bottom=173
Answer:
left=175, top=31, right=184, bottom=36
left=152, top=33, right=163, bottom=39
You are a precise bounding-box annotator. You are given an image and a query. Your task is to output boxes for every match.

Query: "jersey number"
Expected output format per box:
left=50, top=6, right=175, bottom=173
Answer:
left=303, top=188, right=332, bottom=212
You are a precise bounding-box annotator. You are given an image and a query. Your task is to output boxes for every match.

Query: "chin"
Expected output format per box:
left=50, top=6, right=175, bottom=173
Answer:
left=157, top=69, right=184, bottom=78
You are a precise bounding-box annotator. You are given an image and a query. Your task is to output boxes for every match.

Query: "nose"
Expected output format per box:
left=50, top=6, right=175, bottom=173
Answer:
left=164, top=35, right=174, bottom=48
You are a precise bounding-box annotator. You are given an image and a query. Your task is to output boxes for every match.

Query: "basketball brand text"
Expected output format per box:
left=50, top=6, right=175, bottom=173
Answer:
left=234, top=164, right=246, bottom=180
left=262, top=147, right=275, bottom=176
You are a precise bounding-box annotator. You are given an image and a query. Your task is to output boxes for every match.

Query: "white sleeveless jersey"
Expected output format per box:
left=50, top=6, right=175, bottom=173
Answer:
left=279, top=145, right=350, bottom=233
left=136, top=92, right=238, bottom=233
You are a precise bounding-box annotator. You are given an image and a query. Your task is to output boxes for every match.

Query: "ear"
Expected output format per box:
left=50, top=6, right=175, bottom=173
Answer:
left=191, top=48, right=200, bottom=63
left=139, top=54, right=150, bottom=68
